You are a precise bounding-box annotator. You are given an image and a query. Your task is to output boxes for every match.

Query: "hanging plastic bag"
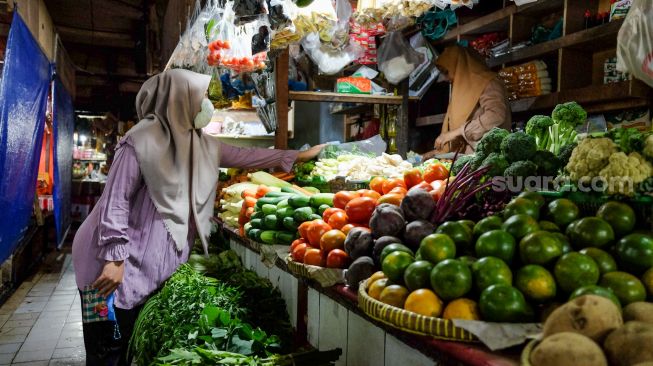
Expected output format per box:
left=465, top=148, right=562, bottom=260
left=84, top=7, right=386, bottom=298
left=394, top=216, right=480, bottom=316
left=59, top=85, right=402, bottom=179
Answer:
left=377, top=31, right=424, bottom=84
left=301, top=32, right=363, bottom=75
left=616, top=0, right=653, bottom=88
left=233, top=0, right=268, bottom=24
left=270, top=0, right=301, bottom=49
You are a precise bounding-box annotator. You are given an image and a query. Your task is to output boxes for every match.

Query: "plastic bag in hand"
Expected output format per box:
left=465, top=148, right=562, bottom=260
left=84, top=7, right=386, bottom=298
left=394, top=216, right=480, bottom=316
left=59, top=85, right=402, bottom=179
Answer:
left=616, top=0, right=653, bottom=88
left=377, top=31, right=424, bottom=84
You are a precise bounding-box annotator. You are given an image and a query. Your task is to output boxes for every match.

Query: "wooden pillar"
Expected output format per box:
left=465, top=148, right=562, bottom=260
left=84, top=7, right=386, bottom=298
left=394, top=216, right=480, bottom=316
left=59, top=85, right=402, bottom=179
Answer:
left=397, top=81, right=410, bottom=158
left=275, top=49, right=290, bottom=149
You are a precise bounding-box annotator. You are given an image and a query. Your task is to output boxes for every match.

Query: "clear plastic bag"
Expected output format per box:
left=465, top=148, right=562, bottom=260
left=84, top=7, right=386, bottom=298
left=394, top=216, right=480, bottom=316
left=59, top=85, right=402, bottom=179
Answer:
left=318, top=135, right=388, bottom=159
left=377, top=31, right=424, bottom=84
left=616, top=0, right=653, bottom=88
left=301, top=32, right=363, bottom=75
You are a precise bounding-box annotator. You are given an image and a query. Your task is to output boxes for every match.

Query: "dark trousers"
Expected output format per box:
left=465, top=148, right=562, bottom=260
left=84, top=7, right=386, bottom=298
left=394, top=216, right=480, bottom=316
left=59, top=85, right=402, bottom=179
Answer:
left=79, top=294, right=143, bottom=366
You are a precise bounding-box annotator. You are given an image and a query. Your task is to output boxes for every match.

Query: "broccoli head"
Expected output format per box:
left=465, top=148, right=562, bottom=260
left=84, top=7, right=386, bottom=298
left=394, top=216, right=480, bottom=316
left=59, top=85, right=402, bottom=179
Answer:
left=525, top=115, right=554, bottom=150
left=469, top=153, right=488, bottom=171
left=481, top=152, right=509, bottom=177
left=451, top=155, right=474, bottom=175
left=531, top=150, right=560, bottom=176
left=475, top=127, right=510, bottom=156
left=503, top=160, right=538, bottom=178
left=552, top=101, right=587, bottom=127
left=500, top=132, right=537, bottom=163
left=557, top=142, right=577, bottom=168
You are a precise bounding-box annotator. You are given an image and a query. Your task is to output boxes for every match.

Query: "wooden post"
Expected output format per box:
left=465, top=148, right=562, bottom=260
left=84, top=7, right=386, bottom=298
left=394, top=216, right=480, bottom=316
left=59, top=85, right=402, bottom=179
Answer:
left=397, top=81, right=410, bottom=158
left=274, top=49, right=290, bottom=149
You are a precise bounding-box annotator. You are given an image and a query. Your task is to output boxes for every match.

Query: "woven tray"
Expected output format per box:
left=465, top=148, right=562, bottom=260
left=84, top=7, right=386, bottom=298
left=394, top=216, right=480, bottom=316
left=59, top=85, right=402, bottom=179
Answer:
left=285, top=255, right=345, bottom=287
left=328, top=177, right=369, bottom=193
left=358, top=281, right=478, bottom=342
left=520, top=339, right=538, bottom=366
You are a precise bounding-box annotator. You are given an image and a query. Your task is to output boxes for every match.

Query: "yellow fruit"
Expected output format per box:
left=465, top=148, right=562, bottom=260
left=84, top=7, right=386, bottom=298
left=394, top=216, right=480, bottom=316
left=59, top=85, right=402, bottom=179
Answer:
left=404, top=289, right=443, bottom=317
left=368, top=278, right=389, bottom=300
left=367, top=271, right=387, bottom=288
left=442, top=298, right=481, bottom=320
left=379, top=285, right=410, bottom=308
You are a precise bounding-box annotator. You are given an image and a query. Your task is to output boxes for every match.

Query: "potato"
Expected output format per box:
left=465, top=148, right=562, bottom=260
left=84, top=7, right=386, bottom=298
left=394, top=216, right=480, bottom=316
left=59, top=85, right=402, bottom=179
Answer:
left=604, top=321, right=653, bottom=366
left=543, top=295, right=622, bottom=342
left=530, top=332, right=607, bottom=366
left=623, top=302, right=653, bottom=324
left=632, top=363, right=653, bottom=366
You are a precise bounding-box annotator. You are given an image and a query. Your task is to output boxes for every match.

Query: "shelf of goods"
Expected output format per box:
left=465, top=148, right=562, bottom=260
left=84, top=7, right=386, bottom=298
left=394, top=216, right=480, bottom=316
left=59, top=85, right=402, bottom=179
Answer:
left=216, top=221, right=521, bottom=366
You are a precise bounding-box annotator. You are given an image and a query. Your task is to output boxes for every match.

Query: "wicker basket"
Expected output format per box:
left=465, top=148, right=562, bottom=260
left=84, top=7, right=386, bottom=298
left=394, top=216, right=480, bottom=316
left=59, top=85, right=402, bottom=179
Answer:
left=520, top=339, right=539, bottom=366
left=358, top=281, right=478, bottom=342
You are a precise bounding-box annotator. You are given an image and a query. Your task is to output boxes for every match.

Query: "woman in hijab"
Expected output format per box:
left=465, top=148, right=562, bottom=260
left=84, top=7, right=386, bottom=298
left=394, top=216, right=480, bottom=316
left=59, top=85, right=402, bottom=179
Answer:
left=423, top=45, right=511, bottom=157
left=72, top=69, right=322, bottom=365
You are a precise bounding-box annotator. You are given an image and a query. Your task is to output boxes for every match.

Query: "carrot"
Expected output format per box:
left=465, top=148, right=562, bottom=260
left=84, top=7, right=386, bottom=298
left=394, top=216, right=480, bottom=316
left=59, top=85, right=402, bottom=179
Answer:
left=245, top=206, right=255, bottom=219
left=242, top=189, right=257, bottom=199
left=256, top=184, right=271, bottom=198
left=239, top=226, right=245, bottom=237
left=244, top=196, right=257, bottom=208
left=292, top=184, right=315, bottom=196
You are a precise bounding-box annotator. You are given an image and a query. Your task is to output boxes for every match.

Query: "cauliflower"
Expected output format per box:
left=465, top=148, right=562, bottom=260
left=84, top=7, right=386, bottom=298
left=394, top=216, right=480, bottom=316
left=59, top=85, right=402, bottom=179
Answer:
left=644, top=134, right=653, bottom=160
left=599, top=152, right=653, bottom=196
left=566, top=138, right=618, bottom=181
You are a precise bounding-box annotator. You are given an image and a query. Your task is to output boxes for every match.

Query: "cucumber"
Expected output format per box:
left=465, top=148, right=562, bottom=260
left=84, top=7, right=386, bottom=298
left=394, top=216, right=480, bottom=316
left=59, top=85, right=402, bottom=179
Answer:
left=293, top=207, right=315, bottom=222
left=309, top=193, right=334, bottom=208
left=255, top=229, right=264, bottom=242
left=276, top=207, right=295, bottom=219
left=276, top=199, right=290, bottom=209
left=263, top=215, right=279, bottom=230
left=288, top=195, right=311, bottom=208
left=250, top=211, right=265, bottom=220
left=244, top=222, right=252, bottom=235
left=250, top=218, right=262, bottom=229
left=282, top=216, right=299, bottom=231
left=261, top=204, right=277, bottom=216
left=275, top=231, right=295, bottom=245
left=318, top=204, right=331, bottom=216
left=260, top=230, right=279, bottom=245
left=281, top=186, right=308, bottom=196
left=264, top=191, right=293, bottom=198
left=303, top=186, right=321, bottom=194
left=309, top=214, right=323, bottom=221
left=248, top=228, right=261, bottom=240
left=256, top=196, right=286, bottom=208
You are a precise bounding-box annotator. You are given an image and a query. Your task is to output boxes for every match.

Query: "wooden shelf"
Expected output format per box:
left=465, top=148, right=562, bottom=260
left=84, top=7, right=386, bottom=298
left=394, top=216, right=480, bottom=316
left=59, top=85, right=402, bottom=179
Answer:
left=510, top=80, right=651, bottom=114
left=416, top=113, right=446, bottom=127
left=330, top=104, right=374, bottom=115
left=488, top=20, right=623, bottom=68
left=289, top=91, right=418, bottom=105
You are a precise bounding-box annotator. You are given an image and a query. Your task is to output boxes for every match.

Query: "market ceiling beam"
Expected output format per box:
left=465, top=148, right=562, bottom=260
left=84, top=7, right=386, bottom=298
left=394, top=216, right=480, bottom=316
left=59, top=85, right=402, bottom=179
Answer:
left=56, top=25, right=136, bottom=48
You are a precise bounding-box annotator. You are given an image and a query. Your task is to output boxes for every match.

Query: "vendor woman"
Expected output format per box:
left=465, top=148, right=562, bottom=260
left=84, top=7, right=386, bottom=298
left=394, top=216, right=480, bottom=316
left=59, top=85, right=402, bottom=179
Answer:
left=72, top=69, right=323, bottom=366
left=424, top=45, right=511, bottom=157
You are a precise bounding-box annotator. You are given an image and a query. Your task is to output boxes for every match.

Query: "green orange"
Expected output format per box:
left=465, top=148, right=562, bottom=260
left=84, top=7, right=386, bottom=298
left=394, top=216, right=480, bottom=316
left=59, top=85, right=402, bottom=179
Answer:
left=419, top=234, right=456, bottom=264
left=547, top=198, right=579, bottom=228
left=642, top=268, right=653, bottom=300
left=579, top=247, right=617, bottom=275
left=615, top=233, right=653, bottom=274
left=379, top=285, right=410, bottom=308
left=479, top=284, right=533, bottom=323
left=473, top=216, right=503, bottom=238
left=430, top=259, right=472, bottom=301
left=504, top=198, right=540, bottom=220
left=554, top=252, right=600, bottom=293
left=471, top=257, right=513, bottom=291
left=569, top=285, right=621, bottom=309
left=436, top=222, right=473, bottom=252
left=519, top=231, right=564, bottom=265
left=502, top=214, right=540, bottom=240
left=599, top=271, right=647, bottom=306
left=382, top=251, right=414, bottom=283
left=518, top=191, right=545, bottom=208
left=403, top=261, right=433, bottom=292
left=566, top=217, right=614, bottom=249
left=475, top=230, right=516, bottom=264
left=515, top=264, right=557, bottom=303
left=596, top=201, right=636, bottom=237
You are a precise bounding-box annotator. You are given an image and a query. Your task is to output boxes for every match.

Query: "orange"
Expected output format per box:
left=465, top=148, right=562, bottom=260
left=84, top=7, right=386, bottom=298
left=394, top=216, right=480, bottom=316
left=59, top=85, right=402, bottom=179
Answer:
left=367, top=271, right=387, bottom=288
left=368, top=278, right=389, bottom=300
left=379, top=285, right=410, bottom=308
left=442, top=298, right=481, bottom=320
left=404, top=289, right=443, bottom=317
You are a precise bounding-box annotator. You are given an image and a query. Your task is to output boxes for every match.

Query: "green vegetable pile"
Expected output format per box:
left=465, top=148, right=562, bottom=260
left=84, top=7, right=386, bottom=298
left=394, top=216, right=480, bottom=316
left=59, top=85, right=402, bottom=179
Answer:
left=525, top=102, right=587, bottom=155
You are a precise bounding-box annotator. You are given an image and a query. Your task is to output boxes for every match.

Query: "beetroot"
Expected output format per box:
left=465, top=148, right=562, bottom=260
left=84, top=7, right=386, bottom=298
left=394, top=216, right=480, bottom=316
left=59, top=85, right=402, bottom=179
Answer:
left=401, top=188, right=436, bottom=222
left=404, top=220, right=436, bottom=250
left=369, top=204, right=405, bottom=238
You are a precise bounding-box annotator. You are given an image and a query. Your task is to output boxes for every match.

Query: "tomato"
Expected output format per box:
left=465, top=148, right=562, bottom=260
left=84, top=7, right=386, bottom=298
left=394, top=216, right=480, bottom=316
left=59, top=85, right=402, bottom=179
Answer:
left=345, top=197, right=377, bottom=224
left=326, top=249, right=351, bottom=269
left=369, top=177, right=387, bottom=194
left=424, top=164, right=449, bottom=183
left=429, top=180, right=447, bottom=201
left=334, top=191, right=361, bottom=209
left=298, top=221, right=313, bottom=240
left=320, top=230, right=347, bottom=253
left=341, top=223, right=356, bottom=235
left=327, top=211, right=348, bottom=230
left=377, top=193, right=404, bottom=206
left=291, top=238, right=307, bottom=252
left=357, top=189, right=382, bottom=200
left=304, top=248, right=325, bottom=266
left=322, top=207, right=345, bottom=223
left=291, top=243, right=308, bottom=262
left=403, top=168, right=423, bottom=188
left=409, top=181, right=432, bottom=192
left=389, top=186, right=408, bottom=196
left=307, top=220, right=332, bottom=248
left=382, top=178, right=407, bottom=195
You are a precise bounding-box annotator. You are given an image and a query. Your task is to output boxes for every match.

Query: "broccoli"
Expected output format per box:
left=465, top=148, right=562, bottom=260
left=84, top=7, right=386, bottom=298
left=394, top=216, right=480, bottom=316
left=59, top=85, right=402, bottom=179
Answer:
left=606, top=127, right=646, bottom=154
left=500, top=132, right=537, bottom=163
left=549, top=101, right=587, bottom=155
left=531, top=150, right=560, bottom=176
left=475, top=127, right=510, bottom=156
left=451, top=155, right=474, bottom=175
left=556, top=142, right=577, bottom=168
left=470, top=153, right=488, bottom=171
left=503, top=160, right=538, bottom=178
left=481, top=153, right=509, bottom=177
left=525, top=115, right=554, bottom=151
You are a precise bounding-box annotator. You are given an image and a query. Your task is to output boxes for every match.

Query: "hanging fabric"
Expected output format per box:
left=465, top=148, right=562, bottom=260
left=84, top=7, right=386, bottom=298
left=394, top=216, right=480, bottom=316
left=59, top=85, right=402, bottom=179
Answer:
left=0, top=11, right=52, bottom=262
left=53, top=77, right=74, bottom=248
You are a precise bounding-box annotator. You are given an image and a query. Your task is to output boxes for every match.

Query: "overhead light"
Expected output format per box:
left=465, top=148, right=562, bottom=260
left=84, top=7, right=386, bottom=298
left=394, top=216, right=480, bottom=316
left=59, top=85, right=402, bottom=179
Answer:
left=77, top=114, right=106, bottom=119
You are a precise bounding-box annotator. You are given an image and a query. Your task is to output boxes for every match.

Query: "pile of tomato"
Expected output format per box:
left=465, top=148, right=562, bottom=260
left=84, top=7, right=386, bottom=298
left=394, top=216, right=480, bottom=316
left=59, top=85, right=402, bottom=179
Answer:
left=206, top=40, right=267, bottom=73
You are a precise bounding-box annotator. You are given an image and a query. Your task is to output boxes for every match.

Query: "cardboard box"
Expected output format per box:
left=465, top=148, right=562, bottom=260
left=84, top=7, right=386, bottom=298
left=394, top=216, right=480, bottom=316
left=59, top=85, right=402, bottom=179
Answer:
left=336, top=77, right=372, bottom=94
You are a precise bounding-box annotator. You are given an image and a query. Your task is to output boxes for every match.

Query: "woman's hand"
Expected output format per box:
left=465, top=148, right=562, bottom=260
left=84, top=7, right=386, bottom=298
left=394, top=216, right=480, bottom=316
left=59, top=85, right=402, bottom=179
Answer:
left=93, top=261, right=125, bottom=297
left=297, top=144, right=326, bottom=162
left=434, top=129, right=463, bottom=151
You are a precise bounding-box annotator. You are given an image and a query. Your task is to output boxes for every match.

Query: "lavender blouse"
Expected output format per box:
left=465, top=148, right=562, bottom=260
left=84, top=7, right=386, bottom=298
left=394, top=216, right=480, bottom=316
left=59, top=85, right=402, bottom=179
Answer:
left=72, top=136, right=298, bottom=309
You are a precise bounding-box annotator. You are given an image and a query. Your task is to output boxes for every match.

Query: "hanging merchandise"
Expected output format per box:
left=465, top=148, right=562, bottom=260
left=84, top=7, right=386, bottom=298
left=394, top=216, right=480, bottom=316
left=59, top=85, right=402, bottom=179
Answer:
left=418, top=8, right=457, bottom=41
left=293, top=0, right=337, bottom=39
left=251, top=70, right=277, bottom=132
left=207, top=1, right=270, bottom=73
left=377, top=31, right=424, bottom=84
left=616, top=0, right=653, bottom=88
left=167, top=0, right=220, bottom=73
left=233, top=0, right=268, bottom=23
left=301, top=32, right=364, bottom=75
left=349, top=21, right=385, bottom=65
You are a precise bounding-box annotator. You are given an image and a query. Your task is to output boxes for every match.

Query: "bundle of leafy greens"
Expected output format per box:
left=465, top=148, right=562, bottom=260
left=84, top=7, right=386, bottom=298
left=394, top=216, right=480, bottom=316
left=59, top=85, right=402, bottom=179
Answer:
left=154, top=347, right=343, bottom=366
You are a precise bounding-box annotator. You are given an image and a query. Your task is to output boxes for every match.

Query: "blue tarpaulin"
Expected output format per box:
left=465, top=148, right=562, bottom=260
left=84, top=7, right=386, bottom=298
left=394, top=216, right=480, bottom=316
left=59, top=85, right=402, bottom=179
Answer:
left=0, top=12, right=52, bottom=262
left=53, top=78, right=73, bottom=248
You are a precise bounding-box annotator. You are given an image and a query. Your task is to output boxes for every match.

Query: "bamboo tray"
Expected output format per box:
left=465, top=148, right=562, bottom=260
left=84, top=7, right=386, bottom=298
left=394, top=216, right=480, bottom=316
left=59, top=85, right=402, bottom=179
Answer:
left=358, top=281, right=478, bottom=342
left=285, top=255, right=345, bottom=287
left=520, top=339, right=538, bottom=366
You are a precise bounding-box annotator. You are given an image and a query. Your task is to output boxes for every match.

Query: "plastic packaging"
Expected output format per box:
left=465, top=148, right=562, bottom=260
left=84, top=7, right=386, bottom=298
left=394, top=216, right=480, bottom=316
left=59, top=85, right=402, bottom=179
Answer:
left=377, top=31, right=424, bottom=84
left=318, top=135, right=388, bottom=159
left=616, top=0, right=653, bottom=88
left=301, top=32, right=363, bottom=75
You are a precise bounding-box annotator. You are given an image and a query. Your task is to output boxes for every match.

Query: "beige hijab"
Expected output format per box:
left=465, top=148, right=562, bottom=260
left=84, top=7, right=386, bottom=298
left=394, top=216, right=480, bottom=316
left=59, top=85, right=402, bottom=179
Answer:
left=436, top=46, right=495, bottom=152
left=127, top=69, right=220, bottom=253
